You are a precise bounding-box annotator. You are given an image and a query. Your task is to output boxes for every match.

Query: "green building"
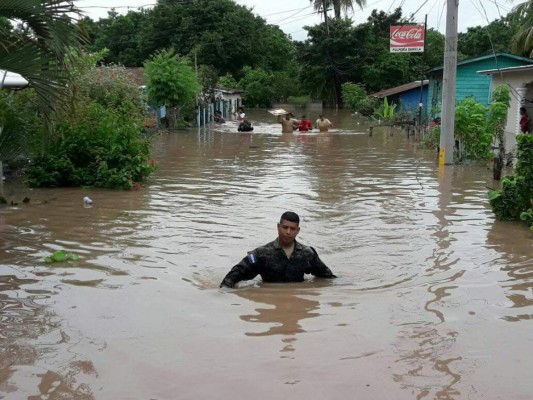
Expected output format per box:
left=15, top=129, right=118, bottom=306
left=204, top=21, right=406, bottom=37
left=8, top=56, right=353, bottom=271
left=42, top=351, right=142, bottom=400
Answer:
left=427, top=53, right=533, bottom=118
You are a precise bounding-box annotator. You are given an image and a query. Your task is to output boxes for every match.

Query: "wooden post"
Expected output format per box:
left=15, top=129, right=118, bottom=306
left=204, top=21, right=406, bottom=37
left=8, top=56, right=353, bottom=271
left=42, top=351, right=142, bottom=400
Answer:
left=389, top=124, right=393, bottom=136
left=369, top=126, right=373, bottom=136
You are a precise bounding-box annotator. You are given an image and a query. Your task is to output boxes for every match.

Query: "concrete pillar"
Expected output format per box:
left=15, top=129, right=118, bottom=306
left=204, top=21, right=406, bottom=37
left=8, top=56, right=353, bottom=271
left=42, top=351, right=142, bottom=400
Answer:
left=516, top=86, right=527, bottom=135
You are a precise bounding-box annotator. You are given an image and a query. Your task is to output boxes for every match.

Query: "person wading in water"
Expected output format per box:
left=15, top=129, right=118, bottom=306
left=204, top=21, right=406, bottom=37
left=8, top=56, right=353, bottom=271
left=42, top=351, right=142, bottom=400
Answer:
left=220, top=211, right=336, bottom=288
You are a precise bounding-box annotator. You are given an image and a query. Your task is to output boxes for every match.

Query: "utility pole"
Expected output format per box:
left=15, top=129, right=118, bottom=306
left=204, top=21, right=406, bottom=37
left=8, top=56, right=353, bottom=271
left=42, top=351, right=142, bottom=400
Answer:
left=439, top=0, right=459, bottom=165
left=322, top=0, right=330, bottom=36
left=417, top=15, right=428, bottom=137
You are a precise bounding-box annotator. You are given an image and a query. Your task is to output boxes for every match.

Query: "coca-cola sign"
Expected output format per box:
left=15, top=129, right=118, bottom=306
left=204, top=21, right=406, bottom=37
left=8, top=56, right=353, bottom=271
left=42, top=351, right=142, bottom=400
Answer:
left=390, top=25, right=425, bottom=53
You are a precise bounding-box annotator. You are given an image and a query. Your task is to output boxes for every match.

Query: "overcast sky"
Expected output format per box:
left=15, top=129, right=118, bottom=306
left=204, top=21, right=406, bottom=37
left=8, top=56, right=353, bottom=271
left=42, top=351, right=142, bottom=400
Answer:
left=77, top=0, right=525, bottom=42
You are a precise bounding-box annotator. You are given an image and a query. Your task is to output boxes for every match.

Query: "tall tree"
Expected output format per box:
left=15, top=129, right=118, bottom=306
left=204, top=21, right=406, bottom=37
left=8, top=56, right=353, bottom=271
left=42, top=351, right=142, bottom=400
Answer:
left=143, top=49, right=201, bottom=126
left=458, top=17, right=518, bottom=59
left=511, top=0, right=533, bottom=56
left=83, top=0, right=295, bottom=78
left=310, top=0, right=367, bottom=20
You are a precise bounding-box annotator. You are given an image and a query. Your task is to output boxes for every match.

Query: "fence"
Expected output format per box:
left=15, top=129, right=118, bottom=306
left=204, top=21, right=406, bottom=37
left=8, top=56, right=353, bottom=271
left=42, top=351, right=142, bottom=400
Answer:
left=197, top=99, right=231, bottom=127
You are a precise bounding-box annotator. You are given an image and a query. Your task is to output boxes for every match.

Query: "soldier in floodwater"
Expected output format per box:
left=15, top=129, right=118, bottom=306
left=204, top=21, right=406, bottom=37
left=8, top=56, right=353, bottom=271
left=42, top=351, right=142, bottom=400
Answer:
left=220, top=211, right=336, bottom=288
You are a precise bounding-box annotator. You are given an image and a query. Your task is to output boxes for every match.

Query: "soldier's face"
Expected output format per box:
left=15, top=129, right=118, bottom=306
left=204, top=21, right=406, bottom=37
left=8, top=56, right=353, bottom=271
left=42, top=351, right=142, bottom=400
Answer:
left=277, top=220, right=300, bottom=246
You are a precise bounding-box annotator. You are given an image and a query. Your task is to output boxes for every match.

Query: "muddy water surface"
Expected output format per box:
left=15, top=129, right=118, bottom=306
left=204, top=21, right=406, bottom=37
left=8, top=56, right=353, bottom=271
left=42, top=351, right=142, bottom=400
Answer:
left=0, top=109, right=532, bottom=399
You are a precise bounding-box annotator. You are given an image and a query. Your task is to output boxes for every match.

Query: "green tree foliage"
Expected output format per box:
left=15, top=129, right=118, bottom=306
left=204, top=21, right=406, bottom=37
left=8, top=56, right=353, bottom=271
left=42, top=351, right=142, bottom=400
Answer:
left=454, top=98, right=492, bottom=160
left=82, top=0, right=295, bottom=79
left=423, top=29, right=445, bottom=69
left=217, top=73, right=240, bottom=89
left=24, top=50, right=156, bottom=189
left=143, top=49, right=201, bottom=109
left=26, top=103, right=155, bottom=189
left=341, top=82, right=367, bottom=109
left=297, top=8, right=441, bottom=104
left=458, top=17, right=518, bottom=59
left=272, top=71, right=297, bottom=103
left=310, top=0, right=366, bottom=19
left=87, top=10, right=148, bottom=66
left=239, top=66, right=274, bottom=107
left=77, top=64, right=146, bottom=118
left=297, top=18, right=362, bottom=103
left=511, top=0, right=533, bottom=56
left=0, top=91, right=41, bottom=161
left=488, top=134, right=533, bottom=228
left=197, top=65, right=219, bottom=101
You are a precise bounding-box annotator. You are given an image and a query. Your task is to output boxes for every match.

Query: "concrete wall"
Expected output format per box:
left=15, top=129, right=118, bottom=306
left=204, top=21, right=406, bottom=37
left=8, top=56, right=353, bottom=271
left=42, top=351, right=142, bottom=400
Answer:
left=490, top=71, right=533, bottom=152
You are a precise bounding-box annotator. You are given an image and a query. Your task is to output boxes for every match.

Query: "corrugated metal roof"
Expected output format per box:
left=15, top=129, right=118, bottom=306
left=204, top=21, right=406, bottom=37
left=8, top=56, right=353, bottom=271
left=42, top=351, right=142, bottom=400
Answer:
left=478, top=64, right=533, bottom=75
left=370, top=80, right=428, bottom=98
left=430, top=52, right=533, bottom=72
left=214, top=85, right=244, bottom=94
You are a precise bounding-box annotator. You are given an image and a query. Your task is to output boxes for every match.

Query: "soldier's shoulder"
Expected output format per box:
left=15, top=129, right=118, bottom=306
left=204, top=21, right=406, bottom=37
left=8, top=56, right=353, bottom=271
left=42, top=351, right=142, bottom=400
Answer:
left=296, top=241, right=314, bottom=254
left=253, top=240, right=277, bottom=253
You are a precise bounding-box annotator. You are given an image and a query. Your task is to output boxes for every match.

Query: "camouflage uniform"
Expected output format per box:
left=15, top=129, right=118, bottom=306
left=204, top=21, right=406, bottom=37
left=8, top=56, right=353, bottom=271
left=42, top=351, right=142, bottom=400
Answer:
left=220, top=238, right=336, bottom=288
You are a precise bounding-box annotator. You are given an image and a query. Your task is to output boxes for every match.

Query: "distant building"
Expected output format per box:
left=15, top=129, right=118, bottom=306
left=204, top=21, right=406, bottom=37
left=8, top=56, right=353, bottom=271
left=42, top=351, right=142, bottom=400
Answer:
left=370, top=80, right=428, bottom=116
left=428, top=52, right=533, bottom=117
left=213, top=86, right=245, bottom=115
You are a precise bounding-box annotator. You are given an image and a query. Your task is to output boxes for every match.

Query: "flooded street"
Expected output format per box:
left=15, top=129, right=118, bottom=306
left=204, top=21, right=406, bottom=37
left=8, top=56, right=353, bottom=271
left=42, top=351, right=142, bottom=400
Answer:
left=1, top=109, right=532, bottom=399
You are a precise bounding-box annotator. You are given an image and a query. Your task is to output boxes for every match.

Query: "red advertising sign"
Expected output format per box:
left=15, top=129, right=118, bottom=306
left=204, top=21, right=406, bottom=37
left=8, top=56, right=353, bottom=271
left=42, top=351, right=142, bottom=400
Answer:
left=390, top=25, right=425, bottom=53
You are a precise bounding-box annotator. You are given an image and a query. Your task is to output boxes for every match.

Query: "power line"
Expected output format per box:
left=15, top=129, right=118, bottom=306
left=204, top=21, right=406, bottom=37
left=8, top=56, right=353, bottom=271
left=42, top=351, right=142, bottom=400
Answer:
left=436, top=0, right=446, bottom=31
left=410, top=0, right=432, bottom=21
left=271, top=7, right=312, bottom=25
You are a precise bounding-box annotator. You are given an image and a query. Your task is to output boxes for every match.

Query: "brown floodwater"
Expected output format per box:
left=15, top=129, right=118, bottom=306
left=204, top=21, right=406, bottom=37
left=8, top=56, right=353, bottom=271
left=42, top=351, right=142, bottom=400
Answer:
left=0, top=109, right=532, bottom=399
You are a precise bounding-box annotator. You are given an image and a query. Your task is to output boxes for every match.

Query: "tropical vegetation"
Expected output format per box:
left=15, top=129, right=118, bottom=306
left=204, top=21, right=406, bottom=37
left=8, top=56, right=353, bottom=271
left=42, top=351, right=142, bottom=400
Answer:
left=489, top=134, right=533, bottom=229
left=2, top=0, right=533, bottom=191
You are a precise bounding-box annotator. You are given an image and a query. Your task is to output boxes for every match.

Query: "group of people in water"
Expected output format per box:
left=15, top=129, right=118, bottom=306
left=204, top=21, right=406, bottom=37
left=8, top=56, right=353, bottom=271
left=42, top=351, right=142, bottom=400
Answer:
left=277, top=112, right=332, bottom=133
left=214, top=107, right=333, bottom=134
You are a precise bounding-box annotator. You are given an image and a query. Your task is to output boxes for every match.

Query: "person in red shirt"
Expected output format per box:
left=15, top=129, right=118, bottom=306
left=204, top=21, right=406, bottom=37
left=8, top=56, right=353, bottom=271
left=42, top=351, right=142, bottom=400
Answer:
left=298, top=115, right=313, bottom=132
left=520, top=107, right=531, bottom=133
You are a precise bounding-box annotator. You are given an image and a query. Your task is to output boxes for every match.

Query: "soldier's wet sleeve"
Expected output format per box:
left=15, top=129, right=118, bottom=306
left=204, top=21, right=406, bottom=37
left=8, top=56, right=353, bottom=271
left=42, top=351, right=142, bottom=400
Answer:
left=220, top=252, right=260, bottom=288
left=309, top=247, right=337, bottom=278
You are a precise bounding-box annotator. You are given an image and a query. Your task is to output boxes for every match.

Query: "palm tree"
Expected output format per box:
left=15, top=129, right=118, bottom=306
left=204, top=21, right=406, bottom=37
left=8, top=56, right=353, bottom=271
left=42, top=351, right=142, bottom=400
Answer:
left=0, top=0, right=84, bottom=107
left=310, top=0, right=367, bottom=20
left=0, top=0, right=84, bottom=163
left=511, top=0, right=533, bottom=56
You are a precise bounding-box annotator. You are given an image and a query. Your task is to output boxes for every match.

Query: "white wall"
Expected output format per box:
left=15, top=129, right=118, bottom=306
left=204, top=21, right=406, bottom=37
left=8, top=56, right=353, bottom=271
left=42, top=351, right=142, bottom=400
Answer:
left=490, top=71, right=533, bottom=153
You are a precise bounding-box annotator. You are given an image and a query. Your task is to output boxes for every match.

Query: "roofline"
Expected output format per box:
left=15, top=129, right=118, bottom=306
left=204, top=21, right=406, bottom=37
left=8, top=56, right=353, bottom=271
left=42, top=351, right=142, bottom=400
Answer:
left=214, top=85, right=244, bottom=94
left=478, top=64, right=533, bottom=75
left=429, top=52, right=533, bottom=72
left=370, top=80, right=429, bottom=98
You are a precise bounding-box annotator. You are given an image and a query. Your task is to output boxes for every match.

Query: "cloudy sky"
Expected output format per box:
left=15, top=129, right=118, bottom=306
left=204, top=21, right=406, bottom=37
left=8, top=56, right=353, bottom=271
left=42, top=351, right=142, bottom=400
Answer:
left=77, top=0, right=524, bottom=42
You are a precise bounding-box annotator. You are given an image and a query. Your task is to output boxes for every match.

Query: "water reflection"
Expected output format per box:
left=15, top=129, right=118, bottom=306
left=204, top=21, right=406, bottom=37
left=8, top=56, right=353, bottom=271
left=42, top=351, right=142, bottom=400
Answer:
left=233, top=284, right=326, bottom=357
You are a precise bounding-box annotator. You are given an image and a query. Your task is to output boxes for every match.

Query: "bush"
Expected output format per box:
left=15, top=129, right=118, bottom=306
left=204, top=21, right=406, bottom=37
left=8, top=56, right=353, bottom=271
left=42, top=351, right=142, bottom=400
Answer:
left=77, top=64, right=146, bottom=122
left=488, top=175, right=531, bottom=220
left=341, top=82, right=367, bottom=109
left=455, top=98, right=493, bottom=160
left=0, top=90, right=42, bottom=161
left=488, top=134, right=533, bottom=227
left=26, top=103, right=156, bottom=189
left=421, top=125, right=440, bottom=149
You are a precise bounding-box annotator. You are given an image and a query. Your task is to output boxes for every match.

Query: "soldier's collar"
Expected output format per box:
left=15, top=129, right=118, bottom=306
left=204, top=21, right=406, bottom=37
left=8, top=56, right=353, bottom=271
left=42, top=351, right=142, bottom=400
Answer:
left=274, top=237, right=303, bottom=250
